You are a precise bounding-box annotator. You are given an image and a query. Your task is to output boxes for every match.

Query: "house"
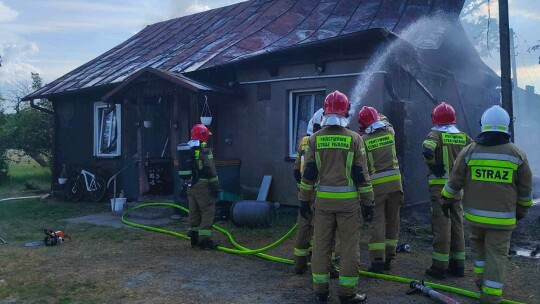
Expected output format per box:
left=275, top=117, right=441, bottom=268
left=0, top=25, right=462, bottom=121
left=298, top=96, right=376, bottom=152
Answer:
left=23, top=0, right=500, bottom=206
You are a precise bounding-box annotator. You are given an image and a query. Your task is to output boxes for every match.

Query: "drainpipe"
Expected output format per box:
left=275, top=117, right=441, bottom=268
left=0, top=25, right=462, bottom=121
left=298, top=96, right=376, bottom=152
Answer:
left=238, top=71, right=387, bottom=85
left=30, top=99, right=54, bottom=115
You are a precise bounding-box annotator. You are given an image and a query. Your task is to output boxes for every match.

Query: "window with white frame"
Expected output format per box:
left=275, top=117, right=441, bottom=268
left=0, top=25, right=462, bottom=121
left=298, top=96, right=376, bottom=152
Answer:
left=288, top=89, right=326, bottom=158
left=94, top=102, right=121, bottom=157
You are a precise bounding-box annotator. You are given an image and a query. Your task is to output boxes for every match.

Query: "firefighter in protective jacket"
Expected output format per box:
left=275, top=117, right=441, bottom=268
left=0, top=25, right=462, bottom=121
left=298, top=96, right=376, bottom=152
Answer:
left=358, top=106, right=403, bottom=273
left=186, top=124, right=221, bottom=250
left=423, top=102, right=472, bottom=279
left=293, top=108, right=324, bottom=274
left=299, top=91, right=374, bottom=304
left=441, top=106, right=533, bottom=304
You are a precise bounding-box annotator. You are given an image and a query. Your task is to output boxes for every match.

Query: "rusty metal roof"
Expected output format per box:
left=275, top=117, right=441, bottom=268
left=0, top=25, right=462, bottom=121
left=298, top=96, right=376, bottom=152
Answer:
left=24, top=0, right=464, bottom=100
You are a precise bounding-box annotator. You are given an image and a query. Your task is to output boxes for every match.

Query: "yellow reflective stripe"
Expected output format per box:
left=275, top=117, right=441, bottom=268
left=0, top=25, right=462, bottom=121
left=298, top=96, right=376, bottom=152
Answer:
left=442, top=187, right=455, bottom=199
left=315, top=152, right=321, bottom=170
left=300, top=181, right=314, bottom=191
left=450, top=251, right=465, bottom=260
left=345, top=152, right=353, bottom=187
left=194, top=150, right=200, bottom=159
left=482, top=125, right=508, bottom=132
left=367, top=151, right=376, bottom=174
left=432, top=252, right=449, bottom=262
left=443, top=146, right=449, bottom=175
left=294, top=248, right=310, bottom=257
left=339, top=276, right=358, bottom=287
left=518, top=200, right=533, bottom=207
left=198, top=229, right=212, bottom=236
left=179, top=170, right=192, bottom=175
left=467, top=159, right=518, bottom=170
left=317, top=191, right=358, bottom=199
left=316, top=135, right=351, bottom=149
left=207, top=177, right=219, bottom=183
left=358, top=184, right=373, bottom=194
left=385, top=239, right=398, bottom=247
left=360, top=147, right=366, bottom=155
left=429, top=179, right=447, bottom=185
left=474, top=267, right=485, bottom=274
left=371, top=173, right=401, bottom=185
left=464, top=212, right=516, bottom=226
left=423, top=139, right=437, bottom=150
left=482, top=286, right=503, bottom=296
left=368, top=243, right=386, bottom=250
left=313, top=273, right=329, bottom=284
left=207, top=153, right=213, bottom=159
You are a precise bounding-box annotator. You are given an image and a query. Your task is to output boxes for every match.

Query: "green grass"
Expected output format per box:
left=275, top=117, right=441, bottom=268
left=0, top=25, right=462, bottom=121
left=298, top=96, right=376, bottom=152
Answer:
left=0, top=151, right=51, bottom=197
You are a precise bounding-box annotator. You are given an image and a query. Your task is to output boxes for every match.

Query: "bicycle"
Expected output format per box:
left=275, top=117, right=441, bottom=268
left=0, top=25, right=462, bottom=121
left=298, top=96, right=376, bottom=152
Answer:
left=65, top=168, right=106, bottom=202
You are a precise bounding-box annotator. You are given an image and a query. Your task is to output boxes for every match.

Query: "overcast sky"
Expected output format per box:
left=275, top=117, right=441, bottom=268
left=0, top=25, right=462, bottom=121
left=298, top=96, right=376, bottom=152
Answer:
left=0, top=0, right=539, bottom=95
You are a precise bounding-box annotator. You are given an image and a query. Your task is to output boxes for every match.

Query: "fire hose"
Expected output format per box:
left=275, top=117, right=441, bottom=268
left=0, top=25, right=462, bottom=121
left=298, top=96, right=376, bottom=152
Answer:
left=123, top=202, right=524, bottom=304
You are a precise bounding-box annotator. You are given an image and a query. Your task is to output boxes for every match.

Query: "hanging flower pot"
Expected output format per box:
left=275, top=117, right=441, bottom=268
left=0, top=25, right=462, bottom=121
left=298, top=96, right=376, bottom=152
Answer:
left=143, top=120, right=152, bottom=128
left=200, top=95, right=213, bottom=126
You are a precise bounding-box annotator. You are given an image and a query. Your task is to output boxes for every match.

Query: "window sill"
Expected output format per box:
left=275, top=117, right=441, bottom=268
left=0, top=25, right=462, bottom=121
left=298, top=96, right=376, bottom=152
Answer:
left=284, top=157, right=296, bottom=162
left=94, top=155, right=121, bottom=159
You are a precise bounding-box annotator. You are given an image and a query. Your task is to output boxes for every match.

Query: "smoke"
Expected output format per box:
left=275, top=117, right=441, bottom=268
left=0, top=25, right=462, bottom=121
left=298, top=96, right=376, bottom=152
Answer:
left=349, top=14, right=454, bottom=114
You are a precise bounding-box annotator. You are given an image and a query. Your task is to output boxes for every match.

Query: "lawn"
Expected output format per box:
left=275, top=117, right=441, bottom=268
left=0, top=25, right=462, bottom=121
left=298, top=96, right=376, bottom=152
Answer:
left=0, top=151, right=51, bottom=198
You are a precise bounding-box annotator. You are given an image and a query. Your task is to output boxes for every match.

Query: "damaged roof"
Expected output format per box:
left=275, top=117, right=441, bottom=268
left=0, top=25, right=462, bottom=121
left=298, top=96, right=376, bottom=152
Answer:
left=24, top=0, right=465, bottom=100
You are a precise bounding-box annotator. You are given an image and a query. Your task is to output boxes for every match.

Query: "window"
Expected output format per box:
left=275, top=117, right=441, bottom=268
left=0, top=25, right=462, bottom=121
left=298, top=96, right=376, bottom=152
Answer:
left=288, top=89, right=326, bottom=157
left=94, top=102, right=121, bottom=157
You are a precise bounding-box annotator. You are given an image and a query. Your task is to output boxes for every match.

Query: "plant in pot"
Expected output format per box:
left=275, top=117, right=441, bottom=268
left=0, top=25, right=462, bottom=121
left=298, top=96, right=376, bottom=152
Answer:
left=200, top=95, right=212, bottom=125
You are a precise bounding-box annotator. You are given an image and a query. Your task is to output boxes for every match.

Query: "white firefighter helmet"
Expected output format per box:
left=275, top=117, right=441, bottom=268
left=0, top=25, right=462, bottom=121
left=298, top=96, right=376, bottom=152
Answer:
left=306, top=118, right=314, bottom=135
left=480, top=105, right=510, bottom=134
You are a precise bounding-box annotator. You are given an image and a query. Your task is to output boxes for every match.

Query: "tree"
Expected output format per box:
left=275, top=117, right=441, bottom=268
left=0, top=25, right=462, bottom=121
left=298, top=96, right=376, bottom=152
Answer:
left=460, top=0, right=500, bottom=58
left=4, top=73, right=53, bottom=168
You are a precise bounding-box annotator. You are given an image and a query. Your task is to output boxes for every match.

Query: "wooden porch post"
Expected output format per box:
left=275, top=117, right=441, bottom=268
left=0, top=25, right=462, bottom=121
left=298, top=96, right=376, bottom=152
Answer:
left=136, top=96, right=149, bottom=198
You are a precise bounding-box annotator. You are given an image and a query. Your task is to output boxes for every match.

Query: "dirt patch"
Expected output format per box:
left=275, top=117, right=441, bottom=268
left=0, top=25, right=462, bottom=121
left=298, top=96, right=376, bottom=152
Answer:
left=1, top=203, right=538, bottom=303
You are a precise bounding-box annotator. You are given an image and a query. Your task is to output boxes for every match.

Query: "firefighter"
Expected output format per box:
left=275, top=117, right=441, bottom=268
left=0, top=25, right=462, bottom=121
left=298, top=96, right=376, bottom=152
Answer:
left=423, top=102, right=473, bottom=279
left=441, top=106, right=533, bottom=304
left=299, top=91, right=374, bottom=304
left=293, top=108, right=324, bottom=274
left=186, top=124, right=222, bottom=250
left=358, top=107, right=403, bottom=273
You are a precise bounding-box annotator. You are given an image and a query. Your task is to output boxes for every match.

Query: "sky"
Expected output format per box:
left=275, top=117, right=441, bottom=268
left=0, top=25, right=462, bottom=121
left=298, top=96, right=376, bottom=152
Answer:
left=0, top=0, right=539, bottom=99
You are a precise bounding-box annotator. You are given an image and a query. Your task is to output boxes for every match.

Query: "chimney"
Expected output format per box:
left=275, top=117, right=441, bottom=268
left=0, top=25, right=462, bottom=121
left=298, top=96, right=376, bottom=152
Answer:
left=525, top=85, right=535, bottom=94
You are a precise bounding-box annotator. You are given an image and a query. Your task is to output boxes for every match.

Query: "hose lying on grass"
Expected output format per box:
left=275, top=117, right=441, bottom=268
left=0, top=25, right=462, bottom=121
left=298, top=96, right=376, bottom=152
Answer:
left=122, top=202, right=524, bottom=304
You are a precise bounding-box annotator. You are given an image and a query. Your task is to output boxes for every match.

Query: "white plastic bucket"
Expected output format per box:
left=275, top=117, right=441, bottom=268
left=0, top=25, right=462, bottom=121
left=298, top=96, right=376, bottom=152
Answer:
left=200, top=116, right=212, bottom=125
left=110, top=198, right=127, bottom=212
left=143, top=120, right=152, bottom=128
left=58, top=178, right=67, bottom=185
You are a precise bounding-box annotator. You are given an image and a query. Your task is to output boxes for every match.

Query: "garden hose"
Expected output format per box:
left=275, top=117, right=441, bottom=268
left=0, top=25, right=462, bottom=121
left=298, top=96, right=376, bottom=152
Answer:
left=122, top=202, right=524, bottom=304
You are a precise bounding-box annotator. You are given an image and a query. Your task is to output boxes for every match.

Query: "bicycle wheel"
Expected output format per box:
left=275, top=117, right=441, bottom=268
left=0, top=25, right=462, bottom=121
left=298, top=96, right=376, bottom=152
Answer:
left=90, top=178, right=107, bottom=202
left=66, top=177, right=83, bottom=202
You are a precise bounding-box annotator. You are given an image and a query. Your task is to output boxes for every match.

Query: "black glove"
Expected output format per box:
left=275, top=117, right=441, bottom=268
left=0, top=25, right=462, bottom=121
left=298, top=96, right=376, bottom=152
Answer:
left=294, top=169, right=302, bottom=184
left=430, top=163, right=446, bottom=178
left=299, top=201, right=312, bottom=220
left=423, top=148, right=435, bottom=160
left=441, top=198, right=452, bottom=218
left=362, top=205, right=374, bottom=223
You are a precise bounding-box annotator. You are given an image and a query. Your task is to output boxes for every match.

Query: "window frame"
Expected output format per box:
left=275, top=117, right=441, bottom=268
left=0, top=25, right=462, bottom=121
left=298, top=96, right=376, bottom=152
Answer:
left=288, top=88, right=326, bottom=158
left=93, top=102, right=122, bottom=158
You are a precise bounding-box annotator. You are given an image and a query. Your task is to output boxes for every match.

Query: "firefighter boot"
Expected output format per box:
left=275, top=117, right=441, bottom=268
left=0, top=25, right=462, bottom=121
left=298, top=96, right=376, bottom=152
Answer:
left=368, top=259, right=385, bottom=273
left=447, top=259, right=465, bottom=277
left=187, top=230, right=198, bottom=248
left=315, top=292, right=329, bottom=304
left=384, top=254, right=395, bottom=271
left=339, top=293, right=367, bottom=304
left=199, top=238, right=219, bottom=250
left=425, top=265, right=446, bottom=279
left=294, top=256, right=308, bottom=275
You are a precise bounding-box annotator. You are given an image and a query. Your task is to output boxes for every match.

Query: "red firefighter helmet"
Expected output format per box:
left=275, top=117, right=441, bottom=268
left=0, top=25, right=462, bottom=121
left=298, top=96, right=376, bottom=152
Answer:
left=358, top=106, right=380, bottom=132
left=191, top=124, right=212, bottom=142
left=432, top=102, right=456, bottom=125
left=323, top=90, right=350, bottom=117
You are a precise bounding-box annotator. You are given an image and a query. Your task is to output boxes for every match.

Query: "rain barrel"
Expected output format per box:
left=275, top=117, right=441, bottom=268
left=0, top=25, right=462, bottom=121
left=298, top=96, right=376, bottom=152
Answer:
left=231, top=200, right=279, bottom=228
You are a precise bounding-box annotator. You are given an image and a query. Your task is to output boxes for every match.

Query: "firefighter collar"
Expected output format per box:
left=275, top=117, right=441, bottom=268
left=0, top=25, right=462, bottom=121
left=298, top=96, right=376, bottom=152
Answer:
left=321, top=114, right=349, bottom=127
left=187, top=140, right=201, bottom=147
left=365, top=121, right=389, bottom=134
left=431, top=124, right=460, bottom=134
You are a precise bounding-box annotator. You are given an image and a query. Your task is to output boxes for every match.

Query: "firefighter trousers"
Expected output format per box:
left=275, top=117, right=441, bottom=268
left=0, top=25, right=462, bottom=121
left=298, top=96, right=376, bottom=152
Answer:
left=430, top=188, right=465, bottom=270
left=187, top=181, right=215, bottom=244
left=312, top=206, right=360, bottom=297
left=368, top=190, right=403, bottom=262
left=470, top=227, right=512, bottom=304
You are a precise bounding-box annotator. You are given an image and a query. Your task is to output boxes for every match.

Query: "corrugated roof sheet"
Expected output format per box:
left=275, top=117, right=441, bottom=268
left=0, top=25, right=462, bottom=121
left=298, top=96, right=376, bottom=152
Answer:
left=25, top=0, right=465, bottom=100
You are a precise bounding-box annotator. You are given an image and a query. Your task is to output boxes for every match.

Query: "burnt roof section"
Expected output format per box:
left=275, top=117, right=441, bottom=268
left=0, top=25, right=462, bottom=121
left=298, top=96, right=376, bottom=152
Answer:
left=24, top=0, right=465, bottom=100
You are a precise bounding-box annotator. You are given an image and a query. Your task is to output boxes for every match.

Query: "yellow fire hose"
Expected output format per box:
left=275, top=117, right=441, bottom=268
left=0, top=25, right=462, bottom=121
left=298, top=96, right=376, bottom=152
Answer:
left=122, top=202, right=524, bottom=304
